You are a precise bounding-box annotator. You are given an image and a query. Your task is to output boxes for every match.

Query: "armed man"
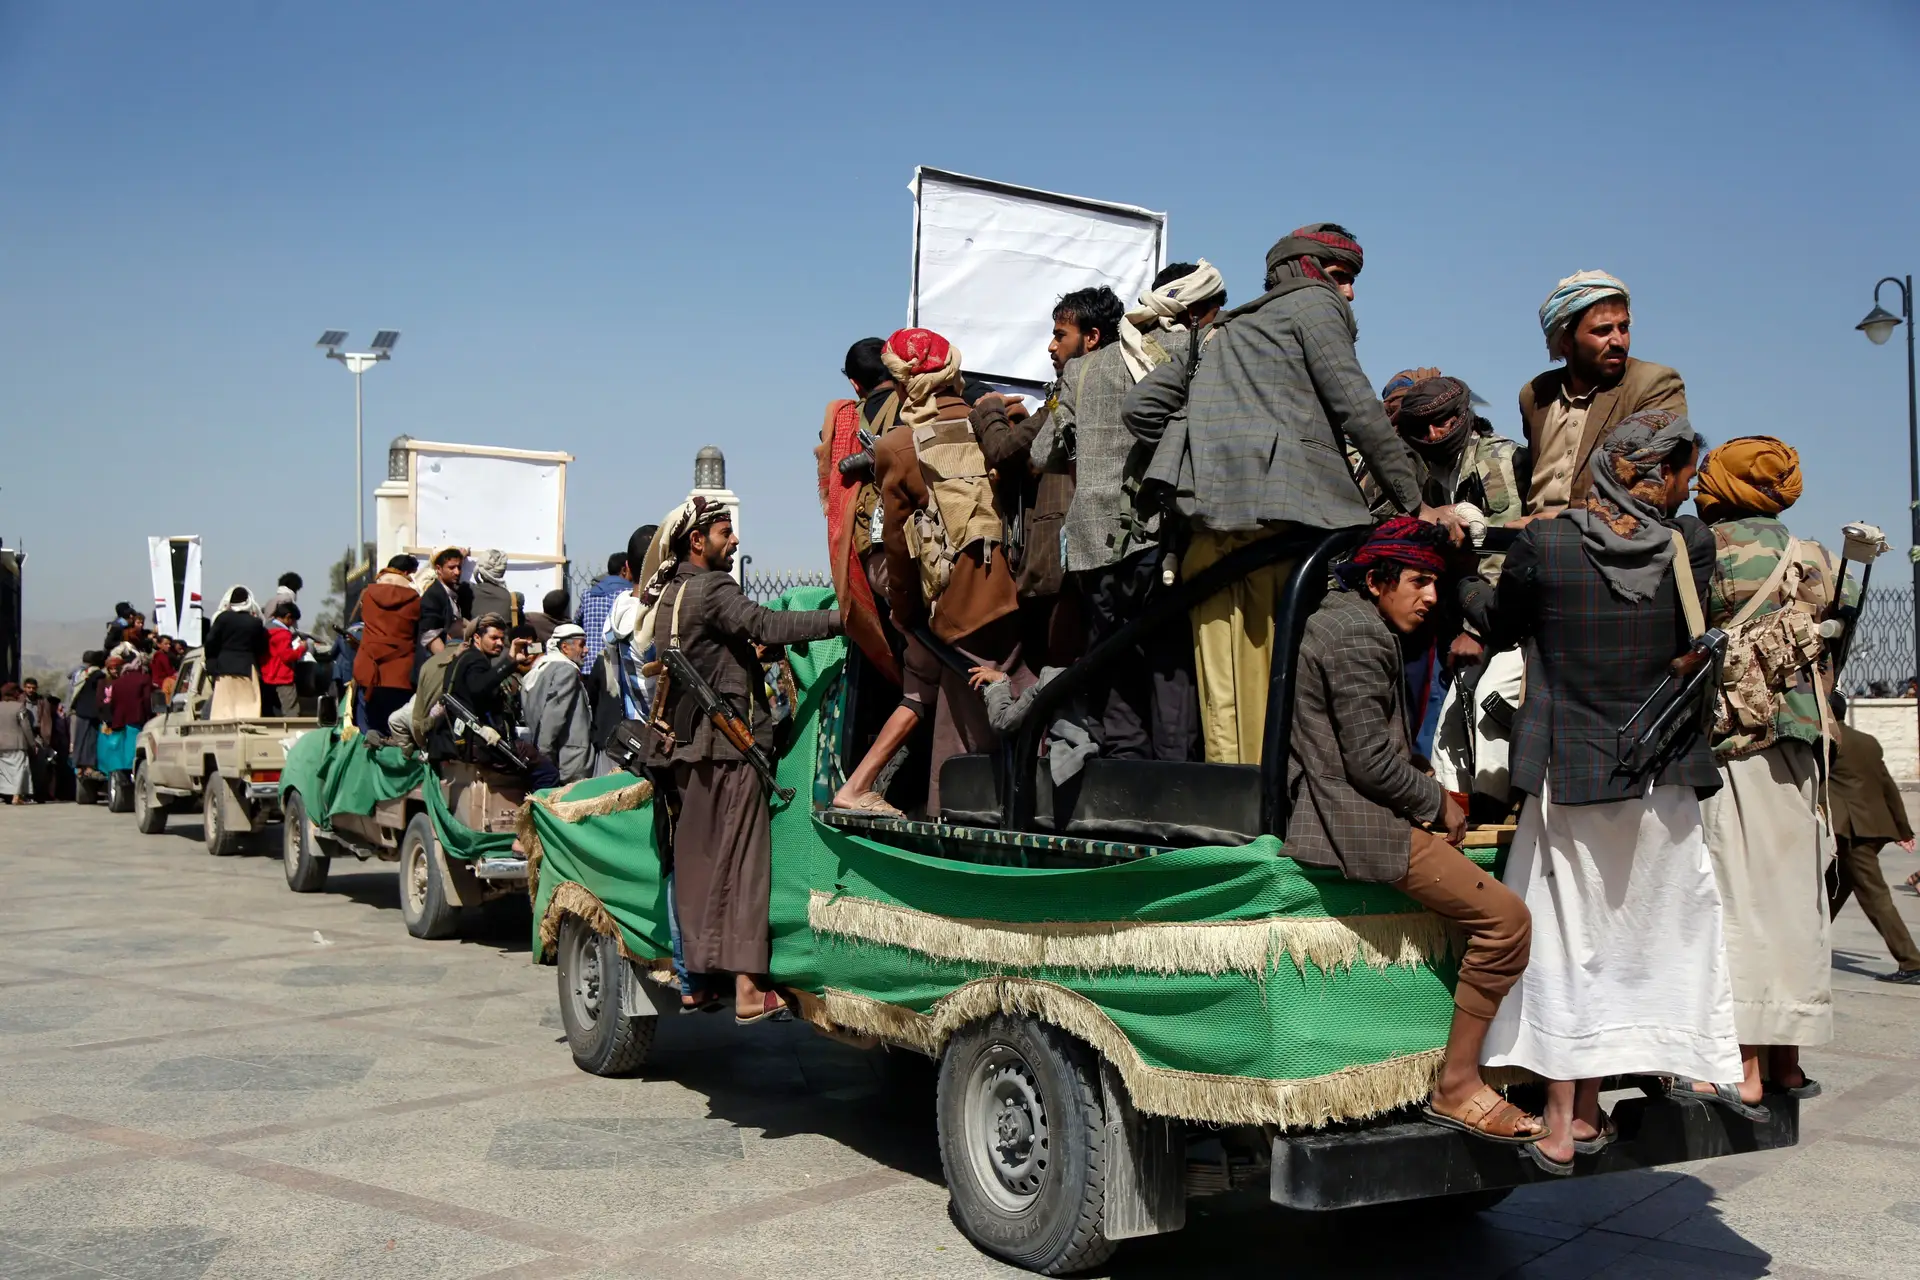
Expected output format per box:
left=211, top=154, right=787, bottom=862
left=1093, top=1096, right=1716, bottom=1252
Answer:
left=642, top=496, right=843, bottom=1024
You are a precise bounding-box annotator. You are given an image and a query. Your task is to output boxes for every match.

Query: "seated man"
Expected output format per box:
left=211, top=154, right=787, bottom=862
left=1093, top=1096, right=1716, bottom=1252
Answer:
left=1289, top=518, right=1544, bottom=1146
left=426, top=613, right=530, bottom=768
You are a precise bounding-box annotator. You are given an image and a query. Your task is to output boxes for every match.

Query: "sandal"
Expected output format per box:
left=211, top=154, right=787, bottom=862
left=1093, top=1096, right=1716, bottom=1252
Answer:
left=1522, top=1141, right=1575, bottom=1177
left=1421, top=1087, right=1548, bottom=1146
left=834, top=791, right=905, bottom=818
left=734, top=988, right=792, bottom=1026
left=1779, top=1076, right=1822, bottom=1100
left=1668, top=1078, right=1770, bottom=1122
left=679, top=985, right=724, bottom=1015
left=1572, top=1113, right=1618, bottom=1155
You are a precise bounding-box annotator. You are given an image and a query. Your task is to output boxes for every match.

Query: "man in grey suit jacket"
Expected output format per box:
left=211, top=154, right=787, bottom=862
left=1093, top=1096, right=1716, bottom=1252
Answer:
left=1289, top=518, right=1542, bottom=1145
left=1034, top=261, right=1227, bottom=760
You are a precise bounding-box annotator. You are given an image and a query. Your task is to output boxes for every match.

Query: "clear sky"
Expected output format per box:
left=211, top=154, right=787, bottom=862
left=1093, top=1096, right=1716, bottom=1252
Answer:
left=3, top=1, right=1917, bottom=625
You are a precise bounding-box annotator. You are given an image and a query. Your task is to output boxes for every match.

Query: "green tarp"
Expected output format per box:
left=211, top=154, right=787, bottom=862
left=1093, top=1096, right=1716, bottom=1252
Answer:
left=281, top=726, right=517, bottom=861
left=519, top=586, right=1483, bottom=1128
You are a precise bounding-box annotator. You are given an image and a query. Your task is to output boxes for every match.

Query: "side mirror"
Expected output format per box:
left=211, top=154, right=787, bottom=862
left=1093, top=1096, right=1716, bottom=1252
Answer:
left=316, top=694, right=339, bottom=728
left=150, top=689, right=168, bottom=714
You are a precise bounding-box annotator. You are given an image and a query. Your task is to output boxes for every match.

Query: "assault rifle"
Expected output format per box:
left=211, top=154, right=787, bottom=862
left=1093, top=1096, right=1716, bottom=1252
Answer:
left=1616, top=627, right=1728, bottom=787
left=659, top=646, right=795, bottom=803
left=438, top=689, right=528, bottom=774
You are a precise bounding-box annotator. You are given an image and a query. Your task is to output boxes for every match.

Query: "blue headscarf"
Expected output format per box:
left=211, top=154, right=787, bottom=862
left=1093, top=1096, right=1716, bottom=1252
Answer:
left=1539, top=270, right=1630, bottom=360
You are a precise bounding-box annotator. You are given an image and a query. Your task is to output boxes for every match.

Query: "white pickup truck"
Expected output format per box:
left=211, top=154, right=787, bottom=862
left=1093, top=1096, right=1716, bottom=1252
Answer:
left=131, top=650, right=317, bottom=854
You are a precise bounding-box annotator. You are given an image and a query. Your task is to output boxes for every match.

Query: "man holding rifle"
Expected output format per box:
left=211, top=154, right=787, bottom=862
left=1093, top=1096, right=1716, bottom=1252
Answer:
left=643, top=496, right=842, bottom=1024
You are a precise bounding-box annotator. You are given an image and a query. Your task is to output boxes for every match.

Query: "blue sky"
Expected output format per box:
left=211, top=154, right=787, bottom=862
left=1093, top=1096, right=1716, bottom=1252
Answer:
left=3, top=1, right=1917, bottom=624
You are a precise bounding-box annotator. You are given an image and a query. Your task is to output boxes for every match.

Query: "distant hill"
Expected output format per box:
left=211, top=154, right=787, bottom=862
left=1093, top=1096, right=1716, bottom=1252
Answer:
left=23, top=619, right=107, bottom=678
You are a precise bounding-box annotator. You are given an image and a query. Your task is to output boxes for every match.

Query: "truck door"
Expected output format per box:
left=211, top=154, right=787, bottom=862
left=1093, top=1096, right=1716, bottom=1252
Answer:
left=155, top=658, right=201, bottom=789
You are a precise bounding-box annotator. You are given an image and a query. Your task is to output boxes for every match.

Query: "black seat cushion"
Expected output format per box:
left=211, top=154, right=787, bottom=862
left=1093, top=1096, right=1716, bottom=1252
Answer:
left=939, top=754, right=1264, bottom=848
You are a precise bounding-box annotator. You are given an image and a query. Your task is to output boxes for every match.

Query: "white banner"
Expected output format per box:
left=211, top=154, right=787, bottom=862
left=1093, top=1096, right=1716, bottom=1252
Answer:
left=147, top=535, right=203, bottom=645
left=910, top=168, right=1167, bottom=389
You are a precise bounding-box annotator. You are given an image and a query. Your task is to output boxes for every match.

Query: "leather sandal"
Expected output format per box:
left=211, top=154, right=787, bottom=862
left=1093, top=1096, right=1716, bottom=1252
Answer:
left=834, top=791, right=904, bottom=818
left=1668, top=1078, right=1770, bottom=1122
left=735, top=988, right=792, bottom=1026
left=1572, top=1113, right=1618, bottom=1155
left=1421, top=1087, right=1548, bottom=1146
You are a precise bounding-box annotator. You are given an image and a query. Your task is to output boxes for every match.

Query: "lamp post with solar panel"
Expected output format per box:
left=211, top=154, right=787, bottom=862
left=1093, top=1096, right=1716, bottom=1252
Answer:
left=316, top=330, right=400, bottom=585
left=1856, top=279, right=1918, bottom=751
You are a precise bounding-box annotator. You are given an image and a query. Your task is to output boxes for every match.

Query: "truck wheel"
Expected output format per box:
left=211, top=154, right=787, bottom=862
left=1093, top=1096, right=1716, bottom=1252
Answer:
left=133, top=759, right=167, bottom=835
left=398, top=813, right=459, bottom=939
left=936, top=1014, right=1116, bottom=1276
left=281, top=792, right=328, bottom=892
left=107, top=770, right=135, bottom=813
left=75, top=773, right=100, bottom=806
left=555, top=915, right=656, bottom=1076
left=203, top=770, right=246, bottom=856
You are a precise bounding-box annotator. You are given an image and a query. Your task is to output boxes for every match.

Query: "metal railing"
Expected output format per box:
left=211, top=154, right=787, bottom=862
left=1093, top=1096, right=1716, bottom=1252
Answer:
left=740, top=558, right=831, bottom=602
left=1840, top=586, right=1916, bottom=695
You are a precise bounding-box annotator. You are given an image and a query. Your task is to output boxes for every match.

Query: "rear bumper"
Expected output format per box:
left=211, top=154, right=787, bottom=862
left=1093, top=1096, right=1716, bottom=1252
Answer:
left=1271, top=1090, right=1798, bottom=1209
left=245, top=782, right=282, bottom=803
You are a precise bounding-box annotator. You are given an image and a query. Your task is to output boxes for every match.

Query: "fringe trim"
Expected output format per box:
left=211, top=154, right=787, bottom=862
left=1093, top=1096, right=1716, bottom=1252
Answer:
left=538, top=880, right=638, bottom=962
left=791, top=980, right=1444, bottom=1129
left=518, top=778, right=654, bottom=905
left=808, top=891, right=1454, bottom=979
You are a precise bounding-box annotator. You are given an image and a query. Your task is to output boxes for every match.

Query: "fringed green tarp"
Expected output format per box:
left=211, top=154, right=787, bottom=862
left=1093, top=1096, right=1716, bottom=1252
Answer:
left=522, top=586, right=1485, bottom=1129
left=280, top=727, right=516, bottom=861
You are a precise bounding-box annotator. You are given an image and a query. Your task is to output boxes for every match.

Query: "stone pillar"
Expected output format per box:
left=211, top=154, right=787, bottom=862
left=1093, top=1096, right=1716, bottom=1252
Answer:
left=375, top=436, right=414, bottom=572
left=690, top=445, right=743, bottom=582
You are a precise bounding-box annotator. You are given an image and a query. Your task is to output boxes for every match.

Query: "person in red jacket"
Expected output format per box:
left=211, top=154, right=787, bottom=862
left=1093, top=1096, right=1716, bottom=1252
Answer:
left=262, top=601, right=309, bottom=716
left=354, top=555, right=422, bottom=730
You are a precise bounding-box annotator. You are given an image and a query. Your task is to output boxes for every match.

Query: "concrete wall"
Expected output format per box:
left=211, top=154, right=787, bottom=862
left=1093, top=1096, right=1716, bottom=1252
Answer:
left=1849, top=698, right=1919, bottom=780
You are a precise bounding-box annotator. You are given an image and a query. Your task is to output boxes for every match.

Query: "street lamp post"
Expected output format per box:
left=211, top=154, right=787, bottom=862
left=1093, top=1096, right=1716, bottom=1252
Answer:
left=1856, top=276, right=1917, bottom=752
left=316, top=330, right=401, bottom=582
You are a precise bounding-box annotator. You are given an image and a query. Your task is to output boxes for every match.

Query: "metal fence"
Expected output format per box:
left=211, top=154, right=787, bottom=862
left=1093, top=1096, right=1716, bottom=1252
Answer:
left=1840, top=585, right=1916, bottom=696
left=741, top=561, right=831, bottom=602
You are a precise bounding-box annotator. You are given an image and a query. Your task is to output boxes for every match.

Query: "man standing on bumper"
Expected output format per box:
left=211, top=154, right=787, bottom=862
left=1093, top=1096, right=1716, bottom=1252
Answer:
left=1123, top=223, right=1450, bottom=764
left=1289, top=518, right=1542, bottom=1146
left=643, top=499, right=843, bottom=1023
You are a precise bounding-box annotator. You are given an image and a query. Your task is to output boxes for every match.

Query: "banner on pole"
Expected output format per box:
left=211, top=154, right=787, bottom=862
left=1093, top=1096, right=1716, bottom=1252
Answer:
left=148, top=536, right=203, bottom=645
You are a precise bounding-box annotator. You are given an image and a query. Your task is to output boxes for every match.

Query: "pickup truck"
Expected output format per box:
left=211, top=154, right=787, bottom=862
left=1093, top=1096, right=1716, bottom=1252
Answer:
left=131, top=649, right=317, bottom=854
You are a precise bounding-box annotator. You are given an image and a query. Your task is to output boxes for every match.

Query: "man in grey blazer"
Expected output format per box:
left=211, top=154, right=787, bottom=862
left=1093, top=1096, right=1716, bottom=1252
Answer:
left=1289, top=518, right=1542, bottom=1146
left=1033, top=261, right=1227, bottom=760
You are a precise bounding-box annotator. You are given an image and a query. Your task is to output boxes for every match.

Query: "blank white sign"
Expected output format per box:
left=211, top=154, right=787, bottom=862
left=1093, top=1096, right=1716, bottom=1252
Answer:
left=413, top=448, right=566, bottom=595
left=911, top=168, right=1167, bottom=388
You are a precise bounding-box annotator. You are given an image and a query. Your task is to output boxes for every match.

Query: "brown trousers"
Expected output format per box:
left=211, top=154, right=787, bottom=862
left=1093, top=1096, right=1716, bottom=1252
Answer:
left=671, top=759, right=773, bottom=975
left=1828, top=837, right=1920, bottom=971
left=1395, top=827, right=1532, bottom=1020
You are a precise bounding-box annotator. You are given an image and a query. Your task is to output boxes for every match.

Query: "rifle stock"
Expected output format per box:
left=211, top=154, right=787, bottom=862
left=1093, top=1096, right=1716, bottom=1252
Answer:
left=660, top=647, right=795, bottom=803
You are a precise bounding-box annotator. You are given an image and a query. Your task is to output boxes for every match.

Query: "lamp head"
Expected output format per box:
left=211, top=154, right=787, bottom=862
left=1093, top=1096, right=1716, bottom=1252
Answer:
left=1857, top=304, right=1902, bottom=346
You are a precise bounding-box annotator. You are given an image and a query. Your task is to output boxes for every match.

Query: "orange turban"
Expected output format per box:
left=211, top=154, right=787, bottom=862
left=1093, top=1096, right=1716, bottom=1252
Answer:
left=1695, top=435, right=1803, bottom=522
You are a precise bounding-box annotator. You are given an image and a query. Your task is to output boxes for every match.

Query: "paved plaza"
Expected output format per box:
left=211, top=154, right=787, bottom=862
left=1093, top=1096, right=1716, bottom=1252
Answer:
left=0, top=802, right=1916, bottom=1279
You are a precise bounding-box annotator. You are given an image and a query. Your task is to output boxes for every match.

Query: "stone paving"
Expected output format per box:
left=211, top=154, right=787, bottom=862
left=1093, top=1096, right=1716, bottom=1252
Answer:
left=0, top=802, right=1917, bottom=1278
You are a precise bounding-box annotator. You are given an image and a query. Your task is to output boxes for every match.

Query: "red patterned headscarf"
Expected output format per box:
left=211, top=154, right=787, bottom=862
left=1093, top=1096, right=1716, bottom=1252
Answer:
left=880, top=328, right=963, bottom=427
left=1265, top=222, right=1365, bottom=289
left=1338, top=516, right=1450, bottom=589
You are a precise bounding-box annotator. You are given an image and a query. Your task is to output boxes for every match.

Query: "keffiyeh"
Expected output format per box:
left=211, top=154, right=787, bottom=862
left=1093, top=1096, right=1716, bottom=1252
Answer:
left=1119, top=260, right=1226, bottom=381
left=1263, top=223, right=1364, bottom=290
left=631, top=494, right=733, bottom=656
left=1694, top=435, right=1802, bottom=522
left=1567, top=409, right=1700, bottom=602
left=881, top=328, right=963, bottom=428
left=1539, top=269, right=1630, bottom=360
left=1337, top=515, right=1451, bottom=589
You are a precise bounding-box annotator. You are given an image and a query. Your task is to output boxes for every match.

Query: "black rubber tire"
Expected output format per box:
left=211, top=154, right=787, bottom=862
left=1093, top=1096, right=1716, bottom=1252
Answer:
left=203, top=770, right=246, bottom=855
left=936, top=1015, right=1116, bottom=1276
left=555, top=916, right=655, bottom=1076
left=281, top=791, right=328, bottom=892
left=107, top=770, right=135, bottom=813
left=132, top=759, right=167, bottom=835
left=74, top=774, right=100, bottom=806
left=398, top=812, right=459, bottom=939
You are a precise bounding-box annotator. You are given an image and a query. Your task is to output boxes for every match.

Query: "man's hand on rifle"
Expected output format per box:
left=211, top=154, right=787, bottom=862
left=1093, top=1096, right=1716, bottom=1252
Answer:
left=1447, top=633, right=1485, bottom=671
left=1418, top=503, right=1470, bottom=546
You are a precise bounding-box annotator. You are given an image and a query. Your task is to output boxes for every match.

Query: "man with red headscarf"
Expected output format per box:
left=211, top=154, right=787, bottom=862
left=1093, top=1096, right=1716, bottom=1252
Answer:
left=1123, top=224, right=1458, bottom=765
left=1290, top=518, right=1541, bottom=1149
left=833, top=328, right=1031, bottom=817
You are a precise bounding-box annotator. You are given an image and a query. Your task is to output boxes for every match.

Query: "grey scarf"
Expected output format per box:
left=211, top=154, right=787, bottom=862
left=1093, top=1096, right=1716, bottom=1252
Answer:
left=1563, top=409, right=1699, bottom=602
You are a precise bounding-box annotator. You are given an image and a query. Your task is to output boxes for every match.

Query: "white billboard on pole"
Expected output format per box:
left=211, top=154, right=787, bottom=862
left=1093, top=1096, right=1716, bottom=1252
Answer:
left=405, top=441, right=572, bottom=604
left=147, top=535, right=203, bottom=645
left=909, top=167, right=1167, bottom=390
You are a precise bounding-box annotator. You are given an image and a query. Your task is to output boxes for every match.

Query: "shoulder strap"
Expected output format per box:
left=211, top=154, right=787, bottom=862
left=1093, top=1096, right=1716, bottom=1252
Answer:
left=1725, top=535, right=1802, bottom=630
left=668, top=577, right=691, bottom=649
left=1669, top=529, right=1706, bottom=640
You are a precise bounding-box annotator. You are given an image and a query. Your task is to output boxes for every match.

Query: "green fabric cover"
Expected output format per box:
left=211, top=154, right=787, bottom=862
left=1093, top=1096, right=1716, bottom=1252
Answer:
left=280, top=727, right=517, bottom=861
left=523, top=586, right=1483, bottom=1101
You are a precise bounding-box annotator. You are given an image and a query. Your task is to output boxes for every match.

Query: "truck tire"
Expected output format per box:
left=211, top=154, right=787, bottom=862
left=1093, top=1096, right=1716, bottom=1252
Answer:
left=281, top=792, right=328, bottom=892
left=203, top=770, right=246, bottom=856
left=75, top=773, right=100, bottom=806
left=937, top=1014, right=1116, bottom=1276
left=133, top=759, right=167, bottom=835
left=107, top=770, right=135, bottom=813
left=398, top=812, right=459, bottom=939
left=555, top=915, right=656, bottom=1076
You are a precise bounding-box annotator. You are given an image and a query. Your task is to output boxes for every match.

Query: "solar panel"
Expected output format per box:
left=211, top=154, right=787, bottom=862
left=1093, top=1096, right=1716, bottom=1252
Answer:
left=370, top=330, right=400, bottom=352
left=316, top=330, right=348, bottom=348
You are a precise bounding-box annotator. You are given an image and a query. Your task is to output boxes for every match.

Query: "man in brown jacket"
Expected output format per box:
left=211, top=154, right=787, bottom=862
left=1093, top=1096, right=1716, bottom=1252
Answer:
left=1520, top=270, right=1687, bottom=515
left=872, top=328, right=1030, bottom=816
left=1827, top=697, right=1920, bottom=983
left=644, top=498, right=842, bottom=1022
left=353, top=555, right=422, bottom=730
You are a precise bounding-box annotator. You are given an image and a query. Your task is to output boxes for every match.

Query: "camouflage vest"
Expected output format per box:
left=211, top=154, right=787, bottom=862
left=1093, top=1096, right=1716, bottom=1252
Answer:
left=1713, top=534, right=1825, bottom=753
left=905, top=417, right=1004, bottom=609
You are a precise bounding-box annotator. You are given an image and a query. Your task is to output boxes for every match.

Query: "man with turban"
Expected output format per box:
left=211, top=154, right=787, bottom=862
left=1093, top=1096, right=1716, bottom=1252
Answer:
left=642, top=497, right=843, bottom=1024
left=1463, top=410, right=1746, bottom=1174
left=833, top=327, right=1029, bottom=817
left=1695, top=435, right=1854, bottom=1105
left=1520, top=269, right=1687, bottom=516
left=1290, top=518, right=1542, bottom=1149
left=1024, top=262, right=1228, bottom=763
left=1122, top=222, right=1451, bottom=765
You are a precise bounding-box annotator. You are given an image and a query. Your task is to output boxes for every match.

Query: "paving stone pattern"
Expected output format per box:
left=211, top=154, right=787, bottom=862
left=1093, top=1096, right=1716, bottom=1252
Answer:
left=1, top=803, right=1917, bottom=1277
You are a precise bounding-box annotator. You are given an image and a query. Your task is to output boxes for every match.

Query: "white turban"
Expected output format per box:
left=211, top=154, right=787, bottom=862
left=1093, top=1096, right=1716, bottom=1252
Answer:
left=1119, top=260, right=1226, bottom=382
